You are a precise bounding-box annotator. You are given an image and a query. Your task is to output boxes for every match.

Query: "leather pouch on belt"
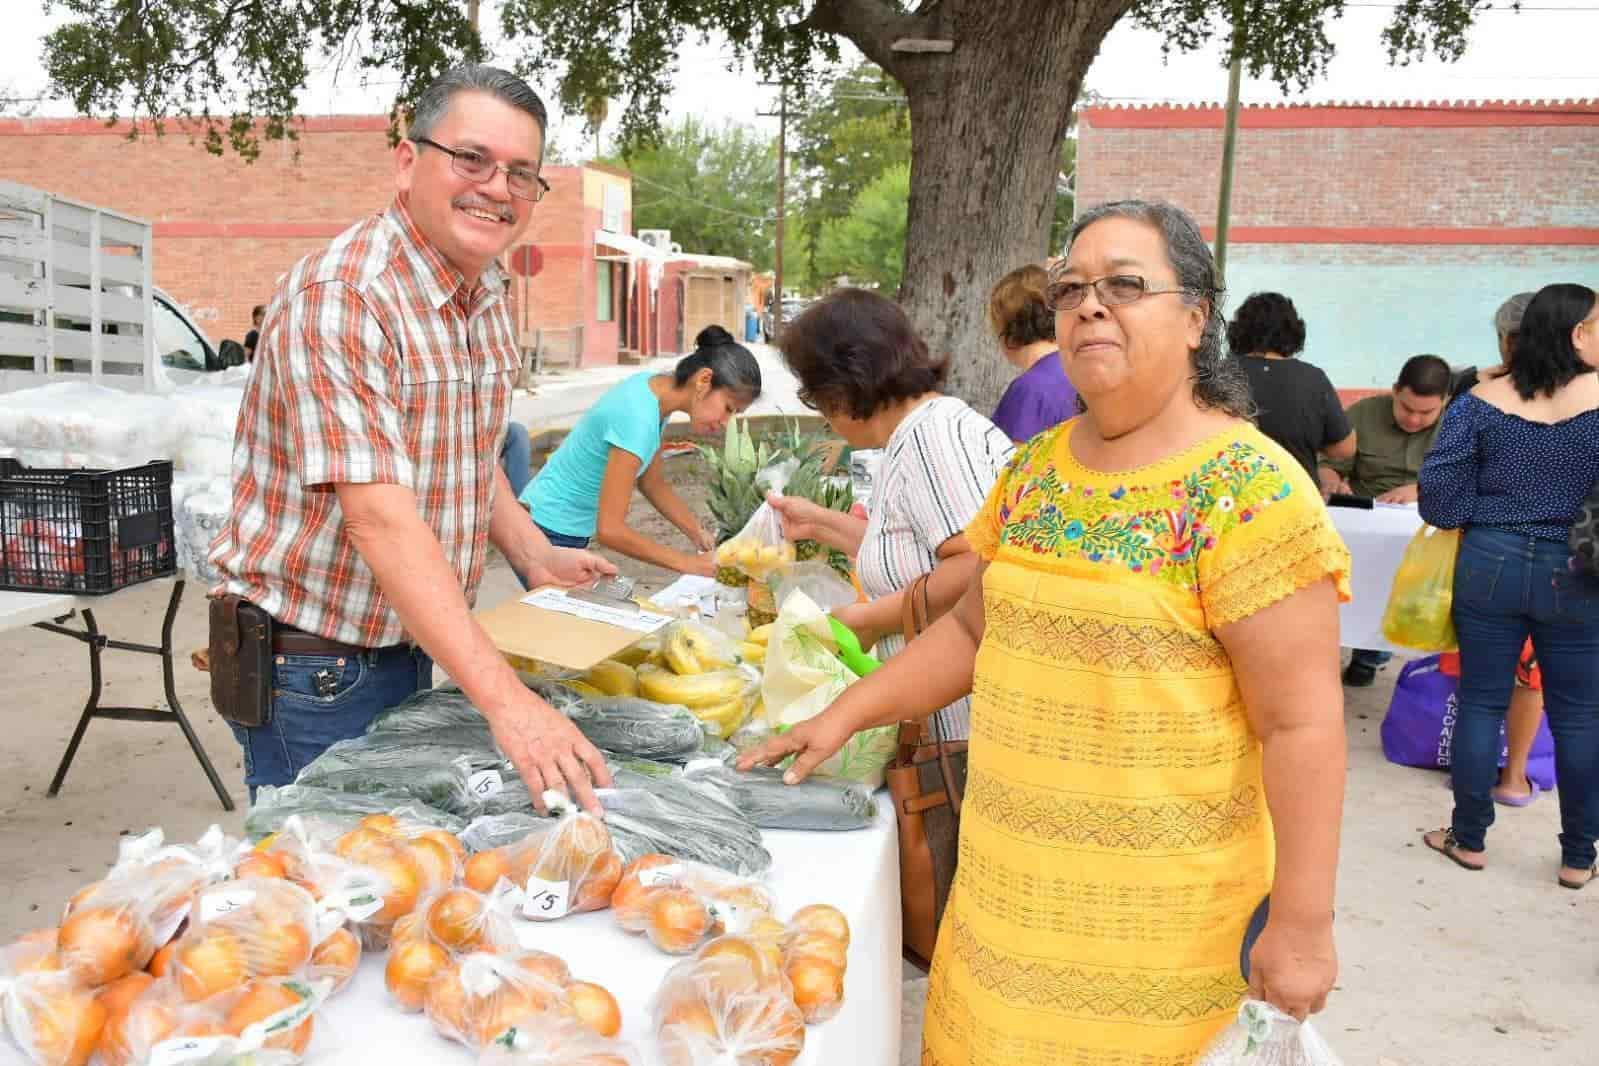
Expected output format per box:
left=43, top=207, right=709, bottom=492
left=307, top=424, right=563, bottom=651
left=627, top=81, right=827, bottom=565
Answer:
left=208, top=593, right=274, bottom=728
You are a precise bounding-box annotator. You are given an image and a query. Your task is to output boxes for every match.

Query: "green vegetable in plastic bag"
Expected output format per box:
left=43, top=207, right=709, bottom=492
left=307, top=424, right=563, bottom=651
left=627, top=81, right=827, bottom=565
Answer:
left=365, top=685, right=492, bottom=736
left=294, top=732, right=510, bottom=811
left=682, top=762, right=877, bottom=831
left=600, top=770, right=770, bottom=877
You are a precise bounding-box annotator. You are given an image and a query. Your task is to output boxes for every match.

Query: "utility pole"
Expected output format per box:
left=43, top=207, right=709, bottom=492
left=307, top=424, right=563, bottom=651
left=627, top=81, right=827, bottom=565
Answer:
left=759, top=81, right=789, bottom=336
left=1214, top=5, right=1245, bottom=287
left=467, top=0, right=479, bottom=31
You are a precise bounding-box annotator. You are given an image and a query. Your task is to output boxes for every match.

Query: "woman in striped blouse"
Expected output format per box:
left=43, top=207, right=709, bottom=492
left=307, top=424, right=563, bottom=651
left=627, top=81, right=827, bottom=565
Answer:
left=768, top=288, right=1013, bottom=740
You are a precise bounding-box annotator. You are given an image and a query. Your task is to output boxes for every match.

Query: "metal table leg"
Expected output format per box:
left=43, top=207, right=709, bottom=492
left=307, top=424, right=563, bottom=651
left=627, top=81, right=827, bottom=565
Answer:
left=37, top=579, right=235, bottom=811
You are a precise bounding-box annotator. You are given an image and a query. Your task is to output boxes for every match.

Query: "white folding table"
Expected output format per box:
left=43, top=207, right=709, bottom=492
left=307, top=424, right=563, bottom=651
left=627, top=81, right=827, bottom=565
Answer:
left=0, top=578, right=234, bottom=810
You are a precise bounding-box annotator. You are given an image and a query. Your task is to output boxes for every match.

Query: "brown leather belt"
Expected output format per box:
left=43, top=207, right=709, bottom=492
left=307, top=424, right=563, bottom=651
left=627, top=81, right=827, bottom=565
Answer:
left=271, top=624, right=372, bottom=660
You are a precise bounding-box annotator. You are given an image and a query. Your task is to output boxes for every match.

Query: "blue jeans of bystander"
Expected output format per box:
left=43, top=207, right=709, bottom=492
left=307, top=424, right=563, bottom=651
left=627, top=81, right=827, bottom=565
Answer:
left=1449, top=526, right=1599, bottom=868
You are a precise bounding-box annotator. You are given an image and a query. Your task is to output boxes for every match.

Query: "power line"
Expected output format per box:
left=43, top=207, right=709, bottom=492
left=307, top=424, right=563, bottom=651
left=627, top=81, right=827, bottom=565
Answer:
left=629, top=173, right=775, bottom=223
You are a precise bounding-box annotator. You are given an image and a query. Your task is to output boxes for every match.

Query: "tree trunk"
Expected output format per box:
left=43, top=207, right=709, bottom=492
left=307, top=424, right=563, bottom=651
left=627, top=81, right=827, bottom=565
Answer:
left=814, top=0, right=1134, bottom=414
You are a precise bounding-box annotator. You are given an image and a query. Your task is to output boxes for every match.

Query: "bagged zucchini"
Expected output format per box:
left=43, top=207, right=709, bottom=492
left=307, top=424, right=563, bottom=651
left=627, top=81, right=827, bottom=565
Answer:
left=599, top=775, right=770, bottom=879
left=564, top=696, right=709, bottom=761
left=244, top=785, right=468, bottom=840
left=365, top=685, right=492, bottom=736
left=682, top=763, right=877, bottom=831
left=294, top=733, right=510, bottom=812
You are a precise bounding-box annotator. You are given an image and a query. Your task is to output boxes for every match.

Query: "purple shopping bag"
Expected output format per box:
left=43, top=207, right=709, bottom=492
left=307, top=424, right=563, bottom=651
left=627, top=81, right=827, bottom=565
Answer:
left=1380, top=656, right=1556, bottom=790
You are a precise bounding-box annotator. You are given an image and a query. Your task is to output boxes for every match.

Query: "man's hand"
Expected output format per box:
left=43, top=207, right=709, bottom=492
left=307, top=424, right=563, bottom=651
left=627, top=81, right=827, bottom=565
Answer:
left=1376, top=483, right=1419, bottom=505
left=767, top=493, right=832, bottom=544
left=488, top=691, right=614, bottom=816
left=1316, top=467, right=1351, bottom=500
left=529, top=547, right=617, bottom=589
left=1246, top=913, right=1338, bottom=1021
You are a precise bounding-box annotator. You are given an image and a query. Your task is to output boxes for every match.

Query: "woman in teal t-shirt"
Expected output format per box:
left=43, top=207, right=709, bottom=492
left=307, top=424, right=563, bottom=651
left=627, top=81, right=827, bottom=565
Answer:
left=521, top=326, right=761, bottom=577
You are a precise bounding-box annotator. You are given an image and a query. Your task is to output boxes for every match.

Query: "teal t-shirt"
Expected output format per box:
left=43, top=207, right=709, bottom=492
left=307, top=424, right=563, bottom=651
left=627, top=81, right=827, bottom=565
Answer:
left=522, top=373, right=665, bottom=538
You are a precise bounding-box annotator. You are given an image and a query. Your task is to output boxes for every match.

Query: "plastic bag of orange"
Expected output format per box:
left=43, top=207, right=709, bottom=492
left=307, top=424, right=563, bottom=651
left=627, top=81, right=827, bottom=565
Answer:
left=55, top=862, right=214, bottom=989
left=651, top=947, right=805, bottom=1066
left=423, top=953, right=572, bottom=1050
left=612, top=856, right=776, bottom=955
left=778, top=905, right=849, bottom=1025
left=0, top=970, right=107, bottom=1066
left=477, top=1013, right=641, bottom=1065
left=385, top=883, right=522, bottom=1013
left=1380, top=525, right=1461, bottom=652
left=463, top=805, right=622, bottom=922
left=166, top=880, right=325, bottom=1003
left=95, top=974, right=333, bottom=1066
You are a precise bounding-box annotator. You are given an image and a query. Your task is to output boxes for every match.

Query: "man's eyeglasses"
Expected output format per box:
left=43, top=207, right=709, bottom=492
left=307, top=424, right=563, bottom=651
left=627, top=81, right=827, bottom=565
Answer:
left=411, top=137, right=550, bottom=203
left=1047, top=274, right=1191, bottom=312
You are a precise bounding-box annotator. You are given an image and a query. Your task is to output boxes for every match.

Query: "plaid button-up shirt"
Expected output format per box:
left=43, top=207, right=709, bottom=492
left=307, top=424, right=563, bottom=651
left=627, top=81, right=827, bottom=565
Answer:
left=209, top=198, right=521, bottom=647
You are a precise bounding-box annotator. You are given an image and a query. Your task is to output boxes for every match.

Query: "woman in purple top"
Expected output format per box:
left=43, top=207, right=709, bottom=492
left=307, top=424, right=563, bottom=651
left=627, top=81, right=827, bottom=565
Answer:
left=987, top=264, right=1077, bottom=442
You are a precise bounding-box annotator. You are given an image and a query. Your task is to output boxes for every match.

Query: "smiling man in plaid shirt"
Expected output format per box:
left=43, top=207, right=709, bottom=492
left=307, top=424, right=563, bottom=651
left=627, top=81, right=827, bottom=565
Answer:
left=210, top=65, right=616, bottom=810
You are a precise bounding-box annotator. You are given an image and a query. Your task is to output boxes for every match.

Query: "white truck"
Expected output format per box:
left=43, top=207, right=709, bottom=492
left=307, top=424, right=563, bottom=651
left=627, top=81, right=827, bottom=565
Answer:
left=0, top=179, right=228, bottom=392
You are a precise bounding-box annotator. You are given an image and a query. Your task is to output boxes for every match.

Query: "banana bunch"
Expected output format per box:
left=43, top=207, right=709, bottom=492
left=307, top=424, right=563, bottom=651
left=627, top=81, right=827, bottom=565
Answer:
left=582, top=658, right=640, bottom=697
left=636, top=663, right=755, bottom=739
left=737, top=622, right=773, bottom=666
left=663, top=622, right=740, bottom=675
left=714, top=535, right=797, bottom=581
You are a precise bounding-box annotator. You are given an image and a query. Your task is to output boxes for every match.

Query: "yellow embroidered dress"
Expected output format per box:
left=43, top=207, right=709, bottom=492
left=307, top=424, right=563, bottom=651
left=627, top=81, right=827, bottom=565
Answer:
left=922, top=420, right=1350, bottom=1066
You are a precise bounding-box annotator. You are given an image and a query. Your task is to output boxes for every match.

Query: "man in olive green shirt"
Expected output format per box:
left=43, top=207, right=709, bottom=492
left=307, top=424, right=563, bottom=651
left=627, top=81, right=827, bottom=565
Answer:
left=1319, top=354, right=1451, bottom=505
left=1323, top=354, right=1451, bottom=686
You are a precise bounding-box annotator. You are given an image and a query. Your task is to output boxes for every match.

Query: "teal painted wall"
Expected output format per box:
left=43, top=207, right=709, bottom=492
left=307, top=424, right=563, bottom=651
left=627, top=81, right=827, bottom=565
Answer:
left=1222, top=244, right=1599, bottom=390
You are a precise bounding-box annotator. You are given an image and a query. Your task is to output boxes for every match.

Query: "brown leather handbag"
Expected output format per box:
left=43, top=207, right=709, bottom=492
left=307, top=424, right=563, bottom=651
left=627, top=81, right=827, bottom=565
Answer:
left=884, top=572, right=969, bottom=971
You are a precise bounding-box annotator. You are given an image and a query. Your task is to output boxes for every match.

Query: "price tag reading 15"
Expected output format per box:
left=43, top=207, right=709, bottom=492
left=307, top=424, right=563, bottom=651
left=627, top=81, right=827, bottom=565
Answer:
left=521, top=877, right=572, bottom=920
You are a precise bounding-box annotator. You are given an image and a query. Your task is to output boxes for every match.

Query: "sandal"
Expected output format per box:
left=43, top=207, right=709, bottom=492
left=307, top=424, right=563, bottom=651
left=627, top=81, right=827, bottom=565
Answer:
left=1491, top=777, right=1540, bottom=808
left=1423, top=828, right=1485, bottom=871
left=1558, top=864, right=1597, bottom=891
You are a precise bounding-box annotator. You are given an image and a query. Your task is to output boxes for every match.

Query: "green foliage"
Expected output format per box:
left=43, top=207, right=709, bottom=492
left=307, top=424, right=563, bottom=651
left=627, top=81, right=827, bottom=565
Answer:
left=790, top=62, right=911, bottom=277
left=612, top=117, right=778, bottom=270
left=813, top=163, right=909, bottom=293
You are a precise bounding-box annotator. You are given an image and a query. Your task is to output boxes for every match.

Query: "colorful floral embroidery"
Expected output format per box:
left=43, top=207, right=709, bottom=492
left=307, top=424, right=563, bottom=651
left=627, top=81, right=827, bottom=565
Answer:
left=996, top=429, right=1295, bottom=588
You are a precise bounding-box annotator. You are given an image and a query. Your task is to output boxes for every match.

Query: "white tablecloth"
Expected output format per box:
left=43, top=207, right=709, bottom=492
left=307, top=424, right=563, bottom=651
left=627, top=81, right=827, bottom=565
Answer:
left=1328, top=503, right=1426, bottom=653
left=321, top=800, right=902, bottom=1065
left=0, top=588, right=83, bottom=633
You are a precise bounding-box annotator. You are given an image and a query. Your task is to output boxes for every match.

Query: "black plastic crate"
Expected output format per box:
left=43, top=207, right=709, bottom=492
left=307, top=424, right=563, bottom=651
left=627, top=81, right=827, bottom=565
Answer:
left=0, top=459, right=176, bottom=594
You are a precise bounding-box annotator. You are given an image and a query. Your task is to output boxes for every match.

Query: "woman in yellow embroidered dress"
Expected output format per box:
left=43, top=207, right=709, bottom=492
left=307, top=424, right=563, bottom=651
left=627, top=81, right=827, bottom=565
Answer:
left=742, top=200, right=1351, bottom=1064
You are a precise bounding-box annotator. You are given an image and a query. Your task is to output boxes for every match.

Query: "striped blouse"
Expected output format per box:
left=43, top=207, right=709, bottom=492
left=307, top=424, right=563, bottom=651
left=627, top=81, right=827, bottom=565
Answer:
left=856, top=396, right=1014, bottom=740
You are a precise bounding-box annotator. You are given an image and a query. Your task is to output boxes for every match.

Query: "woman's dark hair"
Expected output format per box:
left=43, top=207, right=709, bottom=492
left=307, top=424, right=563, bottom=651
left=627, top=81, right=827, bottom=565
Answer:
left=1064, top=200, right=1255, bottom=420
left=1226, top=292, right=1306, bottom=358
left=1508, top=283, right=1597, bottom=400
left=673, top=325, right=762, bottom=402
left=778, top=289, right=948, bottom=420
left=987, top=265, right=1055, bottom=349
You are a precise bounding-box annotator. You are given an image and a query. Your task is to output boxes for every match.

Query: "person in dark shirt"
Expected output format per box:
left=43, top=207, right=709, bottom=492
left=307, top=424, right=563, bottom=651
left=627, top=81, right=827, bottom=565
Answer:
left=987, top=264, right=1077, bottom=442
left=1228, top=292, right=1355, bottom=481
left=242, top=303, right=266, bottom=363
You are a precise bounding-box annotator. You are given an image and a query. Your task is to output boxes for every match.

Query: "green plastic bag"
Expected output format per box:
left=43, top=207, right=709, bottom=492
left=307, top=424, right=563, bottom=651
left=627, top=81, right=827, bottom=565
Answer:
left=1381, top=525, right=1460, bottom=652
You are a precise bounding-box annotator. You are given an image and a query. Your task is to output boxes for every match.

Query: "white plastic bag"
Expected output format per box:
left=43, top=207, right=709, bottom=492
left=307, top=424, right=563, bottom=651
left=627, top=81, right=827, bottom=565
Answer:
left=1195, top=1001, right=1344, bottom=1066
left=760, top=591, right=897, bottom=788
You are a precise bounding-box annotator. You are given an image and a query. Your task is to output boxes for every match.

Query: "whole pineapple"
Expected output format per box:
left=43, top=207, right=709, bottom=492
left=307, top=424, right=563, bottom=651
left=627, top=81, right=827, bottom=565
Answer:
left=784, top=451, right=856, bottom=577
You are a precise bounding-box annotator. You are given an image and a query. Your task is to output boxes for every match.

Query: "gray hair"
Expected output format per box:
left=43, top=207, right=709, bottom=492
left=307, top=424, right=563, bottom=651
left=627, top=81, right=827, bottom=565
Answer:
left=1063, top=199, right=1256, bottom=420
left=1494, top=291, right=1536, bottom=339
left=409, top=65, right=549, bottom=146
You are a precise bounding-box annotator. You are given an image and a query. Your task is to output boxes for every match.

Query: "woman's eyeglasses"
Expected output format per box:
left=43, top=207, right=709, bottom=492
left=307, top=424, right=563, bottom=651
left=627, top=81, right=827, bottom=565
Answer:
left=1047, top=274, right=1191, bottom=312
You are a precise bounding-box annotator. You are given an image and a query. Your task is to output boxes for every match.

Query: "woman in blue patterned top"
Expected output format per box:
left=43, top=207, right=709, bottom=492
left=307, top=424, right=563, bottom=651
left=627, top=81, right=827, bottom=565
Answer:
left=1418, top=282, right=1599, bottom=889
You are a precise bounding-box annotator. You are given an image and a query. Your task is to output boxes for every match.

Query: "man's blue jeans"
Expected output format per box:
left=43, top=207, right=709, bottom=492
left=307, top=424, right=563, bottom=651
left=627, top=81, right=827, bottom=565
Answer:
left=229, top=644, right=433, bottom=800
left=1450, top=526, right=1599, bottom=868
left=500, top=421, right=533, bottom=498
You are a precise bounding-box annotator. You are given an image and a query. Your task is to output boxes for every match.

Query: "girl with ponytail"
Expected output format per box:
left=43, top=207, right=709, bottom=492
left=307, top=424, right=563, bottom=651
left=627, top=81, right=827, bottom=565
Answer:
left=519, top=325, right=762, bottom=577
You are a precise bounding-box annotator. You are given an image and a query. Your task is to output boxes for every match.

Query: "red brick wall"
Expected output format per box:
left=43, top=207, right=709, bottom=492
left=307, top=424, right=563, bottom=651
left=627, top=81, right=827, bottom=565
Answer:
left=1076, top=103, right=1599, bottom=232
left=0, top=117, right=633, bottom=358
left=0, top=117, right=395, bottom=343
